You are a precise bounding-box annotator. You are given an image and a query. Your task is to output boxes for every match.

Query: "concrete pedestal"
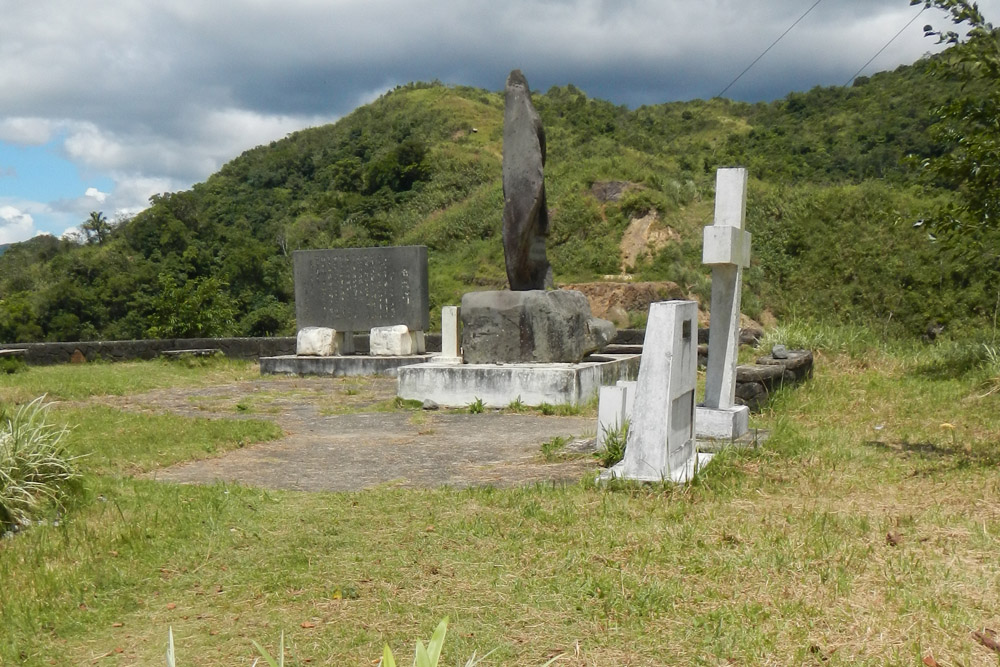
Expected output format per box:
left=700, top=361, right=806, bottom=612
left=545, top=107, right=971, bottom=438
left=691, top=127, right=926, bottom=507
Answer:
left=396, top=354, right=640, bottom=408
left=260, top=354, right=434, bottom=378
left=695, top=404, right=750, bottom=440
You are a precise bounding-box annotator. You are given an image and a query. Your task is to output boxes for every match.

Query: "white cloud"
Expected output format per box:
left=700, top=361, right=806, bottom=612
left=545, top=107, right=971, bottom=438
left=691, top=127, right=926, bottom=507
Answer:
left=0, top=205, right=37, bottom=244
left=0, top=117, right=58, bottom=145
left=85, top=187, right=108, bottom=204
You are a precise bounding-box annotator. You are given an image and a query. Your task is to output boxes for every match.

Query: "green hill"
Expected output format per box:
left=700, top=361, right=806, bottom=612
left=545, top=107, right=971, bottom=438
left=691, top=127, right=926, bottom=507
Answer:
left=0, top=55, right=994, bottom=343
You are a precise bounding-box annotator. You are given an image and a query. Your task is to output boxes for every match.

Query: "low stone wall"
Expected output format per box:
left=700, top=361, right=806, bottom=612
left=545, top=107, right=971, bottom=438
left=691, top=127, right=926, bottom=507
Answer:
left=735, top=350, right=814, bottom=412
left=0, top=338, right=298, bottom=365
left=0, top=334, right=446, bottom=365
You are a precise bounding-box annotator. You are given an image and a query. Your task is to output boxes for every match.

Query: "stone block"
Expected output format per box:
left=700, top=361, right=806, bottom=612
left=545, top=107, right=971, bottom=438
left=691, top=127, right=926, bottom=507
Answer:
left=370, top=325, right=422, bottom=356
left=696, top=404, right=750, bottom=440
left=461, top=289, right=615, bottom=364
left=296, top=327, right=343, bottom=356
left=293, top=246, right=429, bottom=332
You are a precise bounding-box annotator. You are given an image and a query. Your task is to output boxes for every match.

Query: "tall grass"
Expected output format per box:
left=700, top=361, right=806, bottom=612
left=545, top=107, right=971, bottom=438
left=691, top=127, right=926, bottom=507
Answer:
left=0, top=396, right=82, bottom=531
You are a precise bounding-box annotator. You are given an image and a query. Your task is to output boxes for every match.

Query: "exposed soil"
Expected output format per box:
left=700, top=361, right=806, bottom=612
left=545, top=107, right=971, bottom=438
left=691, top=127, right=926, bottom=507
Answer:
left=94, top=376, right=602, bottom=493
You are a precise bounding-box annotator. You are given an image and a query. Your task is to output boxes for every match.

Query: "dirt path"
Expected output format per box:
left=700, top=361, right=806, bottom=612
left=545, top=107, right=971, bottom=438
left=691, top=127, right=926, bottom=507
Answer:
left=97, top=376, right=602, bottom=492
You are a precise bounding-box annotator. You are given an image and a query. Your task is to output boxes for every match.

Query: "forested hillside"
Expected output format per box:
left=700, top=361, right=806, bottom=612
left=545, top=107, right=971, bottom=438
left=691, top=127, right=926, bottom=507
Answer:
left=1, top=54, right=995, bottom=343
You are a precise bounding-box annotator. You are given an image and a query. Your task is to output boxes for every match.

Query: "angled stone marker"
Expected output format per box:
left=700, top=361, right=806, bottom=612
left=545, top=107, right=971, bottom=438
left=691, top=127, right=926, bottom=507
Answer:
left=502, top=69, right=552, bottom=291
left=699, top=168, right=752, bottom=440
left=606, top=300, right=709, bottom=483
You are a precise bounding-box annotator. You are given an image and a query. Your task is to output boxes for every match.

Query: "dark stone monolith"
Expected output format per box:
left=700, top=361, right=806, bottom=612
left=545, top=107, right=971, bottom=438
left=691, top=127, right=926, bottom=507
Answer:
left=502, top=70, right=552, bottom=291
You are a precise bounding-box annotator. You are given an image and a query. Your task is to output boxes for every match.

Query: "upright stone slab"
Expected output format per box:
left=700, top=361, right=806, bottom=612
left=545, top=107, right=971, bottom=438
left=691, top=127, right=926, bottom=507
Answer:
left=699, top=168, right=751, bottom=440
left=597, top=385, right=629, bottom=449
left=293, top=245, right=429, bottom=335
left=502, top=70, right=552, bottom=291
left=610, top=301, right=704, bottom=482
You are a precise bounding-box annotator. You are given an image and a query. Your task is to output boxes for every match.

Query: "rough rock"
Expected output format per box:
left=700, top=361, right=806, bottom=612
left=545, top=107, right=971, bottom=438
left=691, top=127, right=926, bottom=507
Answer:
left=502, top=70, right=551, bottom=291
left=560, top=281, right=685, bottom=326
left=461, top=289, right=615, bottom=364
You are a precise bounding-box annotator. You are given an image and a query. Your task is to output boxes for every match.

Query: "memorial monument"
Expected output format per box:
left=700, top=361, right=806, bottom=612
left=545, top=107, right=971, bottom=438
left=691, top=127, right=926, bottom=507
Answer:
left=397, top=70, right=635, bottom=406
left=501, top=69, right=552, bottom=291
left=260, top=245, right=434, bottom=377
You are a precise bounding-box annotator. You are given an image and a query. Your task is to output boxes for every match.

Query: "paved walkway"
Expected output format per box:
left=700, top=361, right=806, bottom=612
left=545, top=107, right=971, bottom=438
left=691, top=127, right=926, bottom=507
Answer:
left=102, top=376, right=601, bottom=492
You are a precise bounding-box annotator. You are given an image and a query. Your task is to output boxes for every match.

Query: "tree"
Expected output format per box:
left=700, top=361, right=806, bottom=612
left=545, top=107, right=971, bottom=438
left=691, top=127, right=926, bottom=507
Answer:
left=80, top=211, right=112, bottom=245
left=911, top=1, right=1000, bottom=249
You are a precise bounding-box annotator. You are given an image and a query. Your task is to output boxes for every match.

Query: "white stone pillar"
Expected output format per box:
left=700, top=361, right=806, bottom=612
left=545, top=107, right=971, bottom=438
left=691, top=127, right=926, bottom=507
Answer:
left=438, top=306, right=462, bottom=363
left=699, top=168, right=751, bottom=440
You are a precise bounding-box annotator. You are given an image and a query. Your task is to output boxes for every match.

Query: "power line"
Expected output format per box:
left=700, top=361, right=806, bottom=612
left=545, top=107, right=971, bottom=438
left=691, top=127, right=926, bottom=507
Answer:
left=845, top=5, right=928, bottom=86
left=715, top=0, right=825, bottom=99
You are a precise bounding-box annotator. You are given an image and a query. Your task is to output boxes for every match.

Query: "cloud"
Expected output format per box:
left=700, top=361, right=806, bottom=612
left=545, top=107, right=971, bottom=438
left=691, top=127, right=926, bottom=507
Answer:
left=85, top=187, right=108, bottom=204
left=1, top=0, right=998, bottom=238
left=0, top=117, right=58, bottom=145
left=0, top=205, right=37, bottom=244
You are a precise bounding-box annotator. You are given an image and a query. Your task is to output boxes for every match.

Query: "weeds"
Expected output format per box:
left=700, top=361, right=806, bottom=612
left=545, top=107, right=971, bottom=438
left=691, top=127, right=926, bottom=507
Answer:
left=540, top=435, right=570, bottom=461
left=468, top=397, right=485, bottom=414
left=594, top=419, right=629, bottom=468
left=505, top=396, right=527, bottom=413
left=0, top=396, right=82, bottom=532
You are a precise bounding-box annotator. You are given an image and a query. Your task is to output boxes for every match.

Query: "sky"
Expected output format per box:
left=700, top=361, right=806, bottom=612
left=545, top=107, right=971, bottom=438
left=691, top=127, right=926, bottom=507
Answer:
left=1, top=0, right=996, bottom=244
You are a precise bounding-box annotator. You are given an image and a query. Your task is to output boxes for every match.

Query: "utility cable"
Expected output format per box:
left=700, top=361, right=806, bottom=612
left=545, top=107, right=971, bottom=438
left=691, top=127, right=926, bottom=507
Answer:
left=844, top=5, right=928, bottom=86
left=715, top=0, right=825, bottom=99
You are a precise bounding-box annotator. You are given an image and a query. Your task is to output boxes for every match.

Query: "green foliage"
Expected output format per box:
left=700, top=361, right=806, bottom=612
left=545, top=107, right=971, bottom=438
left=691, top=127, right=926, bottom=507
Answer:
left=595, top=418, right=629, bottom=468
left=380, top=617, right=447, bottom=667
left=0, top=357, right=26, bottom=375
left=0, top=397, right=82, bottom=531
left=467, top=397, right=485, bottom=414
left=145, top=274, right=236, bottom=338
left=911, top=1, right=1000, bottom=255
left=540, top=435, right=571, bottom=462
left=506, top=395, right=527, bottom=413
left=0, top=61, right=996, bottom=343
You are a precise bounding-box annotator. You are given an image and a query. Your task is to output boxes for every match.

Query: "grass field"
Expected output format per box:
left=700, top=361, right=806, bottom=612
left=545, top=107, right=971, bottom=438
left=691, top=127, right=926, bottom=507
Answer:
left=1, top=341, right=998, bottom=665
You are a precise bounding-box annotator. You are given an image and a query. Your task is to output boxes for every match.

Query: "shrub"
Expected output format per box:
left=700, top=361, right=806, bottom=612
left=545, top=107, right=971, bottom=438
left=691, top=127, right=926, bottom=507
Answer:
left=0, top=396, right=82, bottom=532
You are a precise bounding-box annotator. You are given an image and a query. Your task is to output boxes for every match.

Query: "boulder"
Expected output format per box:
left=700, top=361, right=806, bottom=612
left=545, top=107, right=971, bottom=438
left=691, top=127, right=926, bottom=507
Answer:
left=460, top=289, right=615, bottom=364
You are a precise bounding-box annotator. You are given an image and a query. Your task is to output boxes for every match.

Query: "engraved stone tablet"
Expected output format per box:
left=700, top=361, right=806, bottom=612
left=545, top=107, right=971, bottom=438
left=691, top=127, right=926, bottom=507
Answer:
left=293, top=246, right=429, bottom=331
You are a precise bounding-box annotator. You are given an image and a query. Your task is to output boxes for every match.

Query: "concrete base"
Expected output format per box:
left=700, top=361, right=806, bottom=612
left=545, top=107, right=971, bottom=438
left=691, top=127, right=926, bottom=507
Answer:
left=695, top=404, right=750, bottom=440
left=396, top=354, right=640, bottom=408
left=697, top=428, right=770, bottom=453
left=600, top=452, right=715, bottom=484
left=260, top=354, right=434, bottom=378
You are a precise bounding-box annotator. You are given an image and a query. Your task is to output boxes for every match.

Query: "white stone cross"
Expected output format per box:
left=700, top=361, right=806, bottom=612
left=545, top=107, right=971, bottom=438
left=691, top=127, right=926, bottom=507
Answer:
left=698, top=167, right=751, bottom=439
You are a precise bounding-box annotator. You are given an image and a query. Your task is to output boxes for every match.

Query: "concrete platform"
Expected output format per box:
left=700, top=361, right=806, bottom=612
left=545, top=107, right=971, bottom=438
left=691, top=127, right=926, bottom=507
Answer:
left=397, top=353, right=641, bottom=408
left=260, top=354, right=434, bottom=377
